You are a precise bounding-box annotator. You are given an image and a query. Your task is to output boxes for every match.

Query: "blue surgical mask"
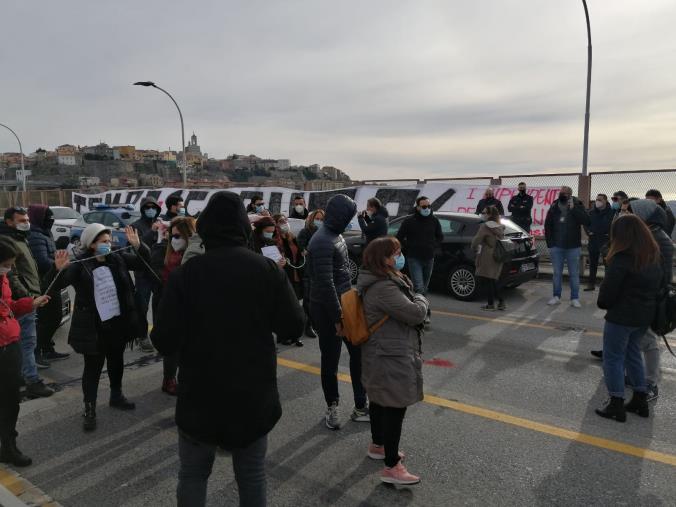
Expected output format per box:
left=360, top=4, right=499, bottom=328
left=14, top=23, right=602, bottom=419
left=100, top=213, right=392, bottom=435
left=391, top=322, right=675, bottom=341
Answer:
left=612, top=202, right=620, bottom=210
left=314, top=219, right=323, bottom=228
left=256, top=205, right=265, bottom=214
left=178, top=208, right=186, bottom=216
left=394, top=253, right=406, bottom=271
left=144, top=209, right=158, bottom=219
left=95, top=243, right=111, bottom=256
left=420, top=208, right=431, bottom=217
left=262, top=231, right=274, bottom=240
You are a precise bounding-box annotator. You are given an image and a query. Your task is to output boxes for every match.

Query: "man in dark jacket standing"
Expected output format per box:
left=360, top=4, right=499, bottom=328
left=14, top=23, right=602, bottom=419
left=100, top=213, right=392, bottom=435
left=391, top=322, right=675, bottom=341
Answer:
left=396, top=196, right=443, bottom=297
left=131, top=196, right=163, bottom=353
left=27, top=205, right=69, bottom=363
left=544, top=186, right=591, bottom=308
left=357, top=197, right=389, bottom=245
left=151, top=191, right=303, bottom=507
left=584, top=194, right=616, bottom=291
left=475, top=188, right=504, bottom=216
left=289, top=195, right=309, bottom=220
left=507, top=182, right=534, bottom=232
left=646, top=189, right=675, bottom=237
left=0, top=208, right=53, bottom=398
left=162, top=195, right=185, bottom=221
left=306, top=194, right=368, bottom=430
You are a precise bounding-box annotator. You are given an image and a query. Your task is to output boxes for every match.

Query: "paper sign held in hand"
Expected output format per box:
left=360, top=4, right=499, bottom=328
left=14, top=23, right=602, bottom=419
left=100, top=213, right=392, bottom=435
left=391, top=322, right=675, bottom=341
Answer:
left=93, top=266, right=121, bottom=322
left=261, top=246, right=282, bottom=262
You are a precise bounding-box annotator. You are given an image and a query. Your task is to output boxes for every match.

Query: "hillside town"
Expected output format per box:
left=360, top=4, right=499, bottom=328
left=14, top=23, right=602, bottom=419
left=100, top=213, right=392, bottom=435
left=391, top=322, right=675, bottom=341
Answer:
left=0, top=132, right=352, bottom=191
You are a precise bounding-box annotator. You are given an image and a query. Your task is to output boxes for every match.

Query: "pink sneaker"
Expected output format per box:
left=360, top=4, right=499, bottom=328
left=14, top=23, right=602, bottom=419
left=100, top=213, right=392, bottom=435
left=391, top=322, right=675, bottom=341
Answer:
left=380, top=462, right=420, bottom=485
left=367, top=443, right=405, bottom=461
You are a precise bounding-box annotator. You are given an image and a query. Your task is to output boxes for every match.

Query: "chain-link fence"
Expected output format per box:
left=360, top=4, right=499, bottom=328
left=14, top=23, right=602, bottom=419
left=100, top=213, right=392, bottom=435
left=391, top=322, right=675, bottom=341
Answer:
left=590, top=169, right=676, bottom=202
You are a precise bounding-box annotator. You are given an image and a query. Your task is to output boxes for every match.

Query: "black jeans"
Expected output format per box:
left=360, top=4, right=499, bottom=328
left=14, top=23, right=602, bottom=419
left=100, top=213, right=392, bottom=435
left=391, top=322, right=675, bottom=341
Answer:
left=480, top=277, right=502, bottom=306
left=310, top=302, right=367, bottom=409
left=36, top=292, right=62, bottom=353
left=82, top=341, right=126, bottom=403
left=0, top=342, right=22, bottom=441
left=370, top=402, right=407, bottom=467
left=587, top=237, right=606, bottom=285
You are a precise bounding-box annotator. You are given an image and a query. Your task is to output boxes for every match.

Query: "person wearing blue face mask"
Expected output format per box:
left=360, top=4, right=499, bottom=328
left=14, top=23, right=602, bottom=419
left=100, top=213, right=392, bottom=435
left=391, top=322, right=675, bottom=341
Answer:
left=47, top=223, right=151, bottom=432
left=163, top=195, right=186, bottom=221
left=252, top=217, right=286, bottom=269
left=131, top=196, right=163, bottom=353
left=611, top=191, right=628, bottom=211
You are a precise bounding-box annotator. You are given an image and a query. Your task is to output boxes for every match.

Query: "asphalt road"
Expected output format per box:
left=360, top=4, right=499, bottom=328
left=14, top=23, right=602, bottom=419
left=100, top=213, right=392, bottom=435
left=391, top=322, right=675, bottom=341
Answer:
left=4, top=280, right=676, bottom=506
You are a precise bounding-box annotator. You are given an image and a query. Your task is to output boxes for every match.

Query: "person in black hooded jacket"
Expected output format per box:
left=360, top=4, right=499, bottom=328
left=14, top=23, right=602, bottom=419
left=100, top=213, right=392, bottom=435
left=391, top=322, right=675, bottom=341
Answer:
left=306, top=194, right=369, bottom=430
left=357, top=197, right=389, bottom=244
left=151, top=191, right=304, bottom=507
left=27, top=205, right=69, bottom=362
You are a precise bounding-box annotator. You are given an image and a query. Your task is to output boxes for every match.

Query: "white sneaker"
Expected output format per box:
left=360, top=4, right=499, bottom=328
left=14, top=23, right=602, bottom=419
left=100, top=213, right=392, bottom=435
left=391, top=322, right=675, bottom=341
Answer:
left=325, top=403, right=341, bottom=430
left=547, top=297, right=561, bottom=306
left=571, top=299, right=582, bottom=308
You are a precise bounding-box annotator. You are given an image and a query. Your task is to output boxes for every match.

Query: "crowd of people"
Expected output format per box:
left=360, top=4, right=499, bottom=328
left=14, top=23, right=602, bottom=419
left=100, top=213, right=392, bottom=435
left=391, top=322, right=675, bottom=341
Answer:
left=0, top=182, right=673, bottom=506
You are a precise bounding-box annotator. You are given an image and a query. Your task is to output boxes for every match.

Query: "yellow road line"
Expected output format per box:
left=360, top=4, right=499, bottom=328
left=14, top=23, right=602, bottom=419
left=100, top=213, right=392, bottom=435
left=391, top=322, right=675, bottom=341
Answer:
left=277, top=357, right=676, bottom=467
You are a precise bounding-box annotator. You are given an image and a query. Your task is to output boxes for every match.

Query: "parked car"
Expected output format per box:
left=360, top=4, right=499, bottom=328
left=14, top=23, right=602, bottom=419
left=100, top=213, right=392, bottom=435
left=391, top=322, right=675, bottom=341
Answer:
left=345, top=212, right=539, bottom=301
left=50, top=206, right=83, bottom=243
left=69, top=204, right=141, bottom=249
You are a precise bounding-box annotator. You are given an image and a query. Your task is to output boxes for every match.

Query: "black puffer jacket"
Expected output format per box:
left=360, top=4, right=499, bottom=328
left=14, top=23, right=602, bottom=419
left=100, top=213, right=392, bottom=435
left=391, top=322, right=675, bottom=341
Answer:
left=358, top=207, right=389, bottom=244
left=151, top=191, right=304, bottom=449
left=28, top=225, right=56, bottom=277
left=45, top=245, right=150, bottom=355
left=544, top=197, right=591, bottom=249
left=306, top=194, right=357, bottom=324
left=598, top=252, right=662, bottom=327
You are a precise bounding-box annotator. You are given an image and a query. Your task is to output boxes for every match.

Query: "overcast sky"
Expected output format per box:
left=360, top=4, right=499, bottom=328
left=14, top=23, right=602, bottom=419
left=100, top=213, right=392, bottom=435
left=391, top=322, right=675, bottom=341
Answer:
left=2, top=1, right=675, bottom=180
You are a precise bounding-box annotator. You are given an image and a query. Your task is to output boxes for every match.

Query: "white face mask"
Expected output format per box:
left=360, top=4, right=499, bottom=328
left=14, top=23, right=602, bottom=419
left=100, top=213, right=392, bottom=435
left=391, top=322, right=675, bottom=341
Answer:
left=595, top=200, right=605, bottom=209
left=279, top=224, right=290, bottom=233
left=171, top=237, right=187, bottom=252
left=16, top=222, right=30, bottom=232
left=294, top=205, right=305, bottom=214
left=0, top=267, right=11, bottom=276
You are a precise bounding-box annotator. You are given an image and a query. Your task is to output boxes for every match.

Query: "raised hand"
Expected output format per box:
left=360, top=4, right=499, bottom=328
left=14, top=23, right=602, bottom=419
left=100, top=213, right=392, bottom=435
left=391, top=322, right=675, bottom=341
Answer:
left=125, top=226, right=141, bottom=249
left=54, top=250, right=70, bottom=271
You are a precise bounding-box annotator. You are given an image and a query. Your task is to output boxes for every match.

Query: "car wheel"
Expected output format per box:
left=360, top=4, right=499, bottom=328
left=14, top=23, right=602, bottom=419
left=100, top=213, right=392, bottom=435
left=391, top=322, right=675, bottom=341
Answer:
left=447, top=264, right=477, bottom=301
left=348, top=255, right=360, bottom=284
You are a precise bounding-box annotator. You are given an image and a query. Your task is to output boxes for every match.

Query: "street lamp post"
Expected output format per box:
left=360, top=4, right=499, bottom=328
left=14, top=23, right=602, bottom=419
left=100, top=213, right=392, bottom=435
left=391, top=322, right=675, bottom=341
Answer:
left=581, top=0, right=592, bottom=177
left=133, top=81, right=187, bottom=188
left=0, top=122, right=26, bottom=203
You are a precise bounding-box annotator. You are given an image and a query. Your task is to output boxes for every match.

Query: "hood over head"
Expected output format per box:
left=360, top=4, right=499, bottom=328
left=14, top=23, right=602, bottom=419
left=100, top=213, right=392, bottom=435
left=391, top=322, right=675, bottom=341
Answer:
left=139, top=196, right=162, bottom=214
left=196, top=191, right=252, bottom=250
left=630, top=199, right=666, bottom=228
left=324, top=194, right=357, bottom=234
left=27, top=205, right=50, bottom=229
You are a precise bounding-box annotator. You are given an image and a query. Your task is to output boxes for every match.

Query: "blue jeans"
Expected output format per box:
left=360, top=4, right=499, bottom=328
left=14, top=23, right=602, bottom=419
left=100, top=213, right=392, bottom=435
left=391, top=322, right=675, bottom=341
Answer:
left=602, top=321, right=648, bottom=398
left=549, top=247, right=581, bottom=300
left=18, top=312, right=39, bottom=384
left=407, top=257, right=434, bottom=295
left=177, top=431, right=267, bottom=507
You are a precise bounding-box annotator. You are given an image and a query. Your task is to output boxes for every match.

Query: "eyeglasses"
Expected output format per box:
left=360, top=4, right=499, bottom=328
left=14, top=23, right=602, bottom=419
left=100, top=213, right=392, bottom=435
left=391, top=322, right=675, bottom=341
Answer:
left=611, top=196, right=619, bottom=202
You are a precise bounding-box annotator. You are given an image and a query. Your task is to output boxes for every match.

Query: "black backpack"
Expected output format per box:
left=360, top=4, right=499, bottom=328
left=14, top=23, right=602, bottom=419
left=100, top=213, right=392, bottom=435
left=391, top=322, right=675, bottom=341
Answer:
left=651, top=285, right=676, bottom=357
left=493, top=238, right=517, bottom=263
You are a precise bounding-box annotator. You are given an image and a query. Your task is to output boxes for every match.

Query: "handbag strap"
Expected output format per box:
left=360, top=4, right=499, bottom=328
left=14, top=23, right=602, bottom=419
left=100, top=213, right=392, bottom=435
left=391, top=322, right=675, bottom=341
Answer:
left=661, top=334, right=676, bottom=358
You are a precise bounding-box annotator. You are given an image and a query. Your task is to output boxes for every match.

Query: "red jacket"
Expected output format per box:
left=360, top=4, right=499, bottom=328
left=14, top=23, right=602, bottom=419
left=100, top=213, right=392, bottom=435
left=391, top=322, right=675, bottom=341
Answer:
left=0, top=274, right=34, bottom=348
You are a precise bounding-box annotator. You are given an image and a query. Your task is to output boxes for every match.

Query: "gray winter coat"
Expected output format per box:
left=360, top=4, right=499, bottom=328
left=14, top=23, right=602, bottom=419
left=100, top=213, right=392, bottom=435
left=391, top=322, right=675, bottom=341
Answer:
left=471, top=221, right=505, bottom=280
left=357, top=270, right=429, bottom=408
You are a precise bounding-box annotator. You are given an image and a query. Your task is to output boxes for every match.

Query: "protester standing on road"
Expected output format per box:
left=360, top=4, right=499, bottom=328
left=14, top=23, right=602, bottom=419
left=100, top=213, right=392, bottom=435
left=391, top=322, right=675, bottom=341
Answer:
left=471, top=206, right=507, bottom=311
left=27, top=205, right=70, bottom=364
left=544, top=186, right=591, bottom=308
left=163, top=195, right=186, bottom=221
left=595, top=215, right=662, bottom=422
left=357, top=197, right=389, bottom=245
left=131, top=196, right=163, bottom=353
left=0, top=238, right=51, bottom=468
left=290, top=195, right=309, bottom=220
left=507, top=182, right=534, bottom=232
left=611, top=191, right=628, bottom=212
left=150, top=217, right=196, bottom=396
left=297, top=209, right=325, bottom=339
left=151, top=191, right=304, bottom=507
left=273, top=214, right=305, bottom=347
left=49, top=224, right=149, bottom=432
left=358, top=237, right=429, bottom=485
left=0, top=207, right=53, bottom=398
left=645, top=189, right=675, bottom=236
left=475, top=188, right=505, bottom=216
left=306, top=194, right=369, bottom=429
left=584, top=194, right=615, bottom=292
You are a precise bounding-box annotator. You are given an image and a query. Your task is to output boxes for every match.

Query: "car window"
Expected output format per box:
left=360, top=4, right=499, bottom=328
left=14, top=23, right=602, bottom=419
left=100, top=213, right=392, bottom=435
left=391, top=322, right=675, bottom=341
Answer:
left=83, top=212, right=103, bottom=224
left=102, top=213, right=120, bottom=227
left=121, top=211, right=141, bottom=225
left=438, top=218, right=463, bottom=235
left=387, top=220, right=402, bottom=235
left=52, top=208, right=81, bottom=220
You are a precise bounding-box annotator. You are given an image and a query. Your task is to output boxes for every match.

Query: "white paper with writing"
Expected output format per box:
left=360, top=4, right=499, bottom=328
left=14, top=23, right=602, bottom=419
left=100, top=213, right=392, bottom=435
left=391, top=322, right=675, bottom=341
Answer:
left=261, top=246, right=282, bottom=262
left=93, top=267, right=121, bottom=322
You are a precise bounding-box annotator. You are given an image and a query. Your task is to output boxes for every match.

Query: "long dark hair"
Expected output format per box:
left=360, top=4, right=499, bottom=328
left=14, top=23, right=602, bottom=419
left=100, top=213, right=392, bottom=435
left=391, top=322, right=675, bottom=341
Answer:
left=362, top=236, right=400, bottom=277
left=606, top=214, right=660, bottom=272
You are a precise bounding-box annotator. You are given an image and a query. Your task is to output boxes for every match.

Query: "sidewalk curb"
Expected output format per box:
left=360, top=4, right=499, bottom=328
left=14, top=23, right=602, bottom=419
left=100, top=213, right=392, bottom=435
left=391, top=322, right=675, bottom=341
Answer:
left=0, top=466, right=61, bottom=507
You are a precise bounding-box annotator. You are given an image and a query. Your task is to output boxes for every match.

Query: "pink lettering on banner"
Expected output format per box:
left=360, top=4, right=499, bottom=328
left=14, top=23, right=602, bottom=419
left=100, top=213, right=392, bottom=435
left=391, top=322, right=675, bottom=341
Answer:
left=495, top=187, right=514, bottom=201
left=467, top=188, right=478, bottom=200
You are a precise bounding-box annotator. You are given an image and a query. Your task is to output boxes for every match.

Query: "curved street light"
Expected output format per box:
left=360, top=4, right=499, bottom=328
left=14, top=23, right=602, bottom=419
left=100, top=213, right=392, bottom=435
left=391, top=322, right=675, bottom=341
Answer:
left=581, top=0, right=592, bottom=177
left=0, top=122, right=26, bottom=200
left=133, top=81, right=187, bottom=188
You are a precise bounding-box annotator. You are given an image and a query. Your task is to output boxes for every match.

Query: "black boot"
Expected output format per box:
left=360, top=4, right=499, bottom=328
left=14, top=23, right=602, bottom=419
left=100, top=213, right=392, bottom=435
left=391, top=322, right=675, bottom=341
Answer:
left=83, top=402, right=97, bottom=432
left=304, top=321, right=317, bottom=338
left=625, top=391, right=650, bottom=418
left=595, top=396, right=626, bottom=422
left=0, top=437, right=33, bottom=467
left=110, top=392, right=136, bottom=411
